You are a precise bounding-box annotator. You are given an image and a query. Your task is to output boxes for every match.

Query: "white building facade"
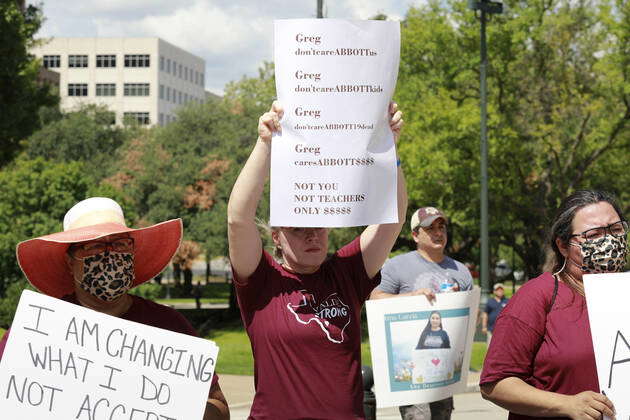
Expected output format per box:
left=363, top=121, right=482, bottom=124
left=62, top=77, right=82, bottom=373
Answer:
left=31, top=37, right=206, bottom=126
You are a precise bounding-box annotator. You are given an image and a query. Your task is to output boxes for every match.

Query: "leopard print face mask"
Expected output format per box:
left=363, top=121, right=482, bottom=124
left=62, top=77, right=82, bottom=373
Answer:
left=573, top=235, right=628, bottom=274
left=80, top=251, right=134, bottom=301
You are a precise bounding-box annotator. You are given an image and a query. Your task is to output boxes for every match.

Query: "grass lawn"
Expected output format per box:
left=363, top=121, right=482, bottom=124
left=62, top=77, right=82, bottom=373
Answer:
left=0, top=328, right=5, bottom=338
left=205, top=320, right=255, bottom=375
left=206, top=322, right=488, bottom=376
left=470, top=342, right=488, bottom=372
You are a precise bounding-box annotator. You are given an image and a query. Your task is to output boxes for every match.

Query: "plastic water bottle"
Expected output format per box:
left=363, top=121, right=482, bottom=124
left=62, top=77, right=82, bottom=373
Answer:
left=440, top=276, right=455, bottom=293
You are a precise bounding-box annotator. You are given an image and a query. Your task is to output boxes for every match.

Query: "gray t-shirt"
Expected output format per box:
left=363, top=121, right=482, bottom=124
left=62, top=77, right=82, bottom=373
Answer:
left=377, top=251, right=473, bottom=294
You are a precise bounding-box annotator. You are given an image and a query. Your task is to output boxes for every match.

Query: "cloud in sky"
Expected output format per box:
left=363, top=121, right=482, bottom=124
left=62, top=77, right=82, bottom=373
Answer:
left=34, top=0, right=422, bottom=94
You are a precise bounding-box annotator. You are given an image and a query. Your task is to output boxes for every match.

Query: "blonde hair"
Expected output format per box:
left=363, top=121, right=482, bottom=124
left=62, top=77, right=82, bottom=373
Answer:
left=256, top=218, right=283, bottom=260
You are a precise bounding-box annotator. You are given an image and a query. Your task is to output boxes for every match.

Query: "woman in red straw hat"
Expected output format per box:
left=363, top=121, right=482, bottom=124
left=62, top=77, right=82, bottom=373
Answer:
left=0, top=197, right=229, bottom=420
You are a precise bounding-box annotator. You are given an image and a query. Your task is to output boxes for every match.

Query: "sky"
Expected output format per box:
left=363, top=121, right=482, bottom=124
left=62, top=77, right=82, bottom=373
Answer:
left=31, top=0, right=425, bottom=95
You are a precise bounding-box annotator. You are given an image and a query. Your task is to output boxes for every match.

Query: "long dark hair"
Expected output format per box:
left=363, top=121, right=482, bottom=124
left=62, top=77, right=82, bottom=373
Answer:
left=544, top=190, right=624, bottom=293
left=417, top=310, right=442, bottom=346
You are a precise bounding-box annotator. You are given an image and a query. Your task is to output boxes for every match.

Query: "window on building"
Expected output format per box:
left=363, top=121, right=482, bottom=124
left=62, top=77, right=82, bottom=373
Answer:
left=166, top=87, right=171, bottom=101
left=184, top=67, right=188, bottom=81
left=178, top=64, right=182, bottom=78
left=95, top=83, right=116, bottom=96
left=159, top=85, right=164, bottom=99
left=184, top=93, right=188, bottom=103
left=96, top=55, right=116, bottom=68
left=172, top=89, right=177, bottom=103
left=123, top=112, right=150, bottom=125
left=200, top=73, right=204, bottom=86
left=159, top=113, right=164, bottom=126
left=43, top=55, right=60, bottom=68
left=68, top=83, right=88, bottom=96
left=178, top=91, right=182, bottom=104
left=166, top=59, right=171, bottom=73
left=124, top=83, right=150, bottom=96
left=68, top=55, right=88, bottom=68
left=194, top=71, right=199, bottom=85
left=124, top=54, right=150, bottom=68
left=160, top=56, right=164, bottom=71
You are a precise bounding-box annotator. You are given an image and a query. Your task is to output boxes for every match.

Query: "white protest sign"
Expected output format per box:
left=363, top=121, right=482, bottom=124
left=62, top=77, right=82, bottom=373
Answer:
left=0, top=290, right=218, bottom=420
left=584, top=272, right=630, bottom=420
left=272, top=19, right=400, bottom=227
left=366, top=289, right=480, bottom=407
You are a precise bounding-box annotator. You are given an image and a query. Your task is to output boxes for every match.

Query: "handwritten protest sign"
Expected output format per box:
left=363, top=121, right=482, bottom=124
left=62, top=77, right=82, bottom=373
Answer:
left=272, top=19, right=400, bottom=227
left=366, top=289, right=480, bottom=407
left=584, top=272, right=630, bottom=420
left=0, top=290, right=218, bottom=420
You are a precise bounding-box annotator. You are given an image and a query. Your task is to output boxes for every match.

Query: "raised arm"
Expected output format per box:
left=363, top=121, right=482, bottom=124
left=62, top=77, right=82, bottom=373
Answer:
left=360, top=102, right=408, bottom=278
left=227, top=103, right=283, bottom=280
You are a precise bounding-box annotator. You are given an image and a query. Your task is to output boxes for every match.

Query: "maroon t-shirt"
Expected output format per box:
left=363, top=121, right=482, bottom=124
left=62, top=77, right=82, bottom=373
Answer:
left=480, top=272, right=598, bottom=420
left=0, top=294, right=218, bottom=386
left=235, top=237, right=379, bottom=420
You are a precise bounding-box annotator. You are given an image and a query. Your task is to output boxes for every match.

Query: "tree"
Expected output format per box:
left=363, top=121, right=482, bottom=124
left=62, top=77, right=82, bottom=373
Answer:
left=26, top=105, right=137, bottom=181
left=0, top=2, right=57, bottom=166
left=0, top=158, right=89, bottom=295
left=396, top=0, right=630, bottom=277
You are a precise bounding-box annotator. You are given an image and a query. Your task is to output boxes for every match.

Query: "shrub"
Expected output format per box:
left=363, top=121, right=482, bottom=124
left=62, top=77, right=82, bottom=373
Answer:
left=0, top=280, right=35, bottom=328
left=129, top=282, right=163, bottom=300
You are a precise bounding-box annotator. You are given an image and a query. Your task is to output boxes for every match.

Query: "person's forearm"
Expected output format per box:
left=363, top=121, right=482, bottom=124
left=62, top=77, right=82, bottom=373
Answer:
left=203, top=399, right=230, bottom=420
left=481, top=313, right=488, bottom=329
left=480, top=377, right=570, bottom=417
left=227, top=139, right=270, bottom=226
left=203, top=383, right=230, bottom=420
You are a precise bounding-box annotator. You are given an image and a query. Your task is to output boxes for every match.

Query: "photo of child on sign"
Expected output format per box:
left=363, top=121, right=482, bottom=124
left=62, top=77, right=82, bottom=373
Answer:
left=387, top=308, right=468, bottom=391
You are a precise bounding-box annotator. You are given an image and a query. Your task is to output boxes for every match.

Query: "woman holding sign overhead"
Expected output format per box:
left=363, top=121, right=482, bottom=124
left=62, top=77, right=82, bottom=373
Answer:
left=227, top=101, right=406, bottom=419
left=480, top=190, right=628, bottom=420
left=0, top=197, right=229, bottom=420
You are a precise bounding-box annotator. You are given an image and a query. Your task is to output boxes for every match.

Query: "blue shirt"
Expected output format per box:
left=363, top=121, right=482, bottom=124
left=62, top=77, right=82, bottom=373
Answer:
left=485, top=296, right=509, bottom=332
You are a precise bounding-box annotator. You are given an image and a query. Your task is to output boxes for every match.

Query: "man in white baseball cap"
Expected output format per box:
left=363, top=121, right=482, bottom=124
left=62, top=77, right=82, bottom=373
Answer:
left=371, top=206, right=473, bottom=420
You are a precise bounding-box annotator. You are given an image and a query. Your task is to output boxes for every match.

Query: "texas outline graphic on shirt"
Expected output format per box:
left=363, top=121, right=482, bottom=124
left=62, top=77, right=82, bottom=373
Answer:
left=287, top=290, right=351, bottom=344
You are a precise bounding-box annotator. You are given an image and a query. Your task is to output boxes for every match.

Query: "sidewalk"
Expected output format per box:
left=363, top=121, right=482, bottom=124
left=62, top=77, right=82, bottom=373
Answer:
left=219, top=371, right=507, bottom=419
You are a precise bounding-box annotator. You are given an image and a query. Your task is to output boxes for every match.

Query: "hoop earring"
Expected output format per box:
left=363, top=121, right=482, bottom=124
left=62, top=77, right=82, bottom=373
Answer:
left=553, top=257, right=567, bottom=276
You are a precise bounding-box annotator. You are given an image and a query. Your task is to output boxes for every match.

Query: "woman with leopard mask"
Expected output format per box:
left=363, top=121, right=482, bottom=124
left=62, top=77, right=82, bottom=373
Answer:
left=480, top=190, right=628, bottom=420
left=0, top=197, right=229, bottom=420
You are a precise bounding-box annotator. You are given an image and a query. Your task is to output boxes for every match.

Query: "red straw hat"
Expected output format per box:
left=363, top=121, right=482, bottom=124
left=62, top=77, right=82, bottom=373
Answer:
left=16, top=197, right=182, bottom=299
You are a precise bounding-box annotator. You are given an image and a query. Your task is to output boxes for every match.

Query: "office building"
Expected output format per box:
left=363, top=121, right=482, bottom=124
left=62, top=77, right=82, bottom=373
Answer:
left=31, top=37, right=206, bottom=126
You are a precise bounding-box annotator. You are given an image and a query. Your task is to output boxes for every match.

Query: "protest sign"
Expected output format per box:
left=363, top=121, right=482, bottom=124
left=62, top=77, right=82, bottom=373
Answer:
left=366, top=289, right=480, bottom=407
left=584, top=272, right=630, bottom=420
left=272, top=19, right=400, bottom=227
left=0, top=290, right=218, bottom=420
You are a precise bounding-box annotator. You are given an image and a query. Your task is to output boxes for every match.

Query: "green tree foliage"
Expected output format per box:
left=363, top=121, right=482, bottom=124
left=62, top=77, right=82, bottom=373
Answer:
left=397, top=0, right=629, bottom=277
left=0, top=158, right=90, bottom=294
left=0, top=2, right=57, bottom=166
left=0, top=280, right=34, bottom=328
left=26, top=105, right=137, bottom=181
left=105, top=89, right=272, bottom=266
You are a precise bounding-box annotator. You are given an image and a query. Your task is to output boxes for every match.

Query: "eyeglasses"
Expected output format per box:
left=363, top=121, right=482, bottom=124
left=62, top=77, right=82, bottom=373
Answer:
left=68, top=238, right=135, bottom=259
left=571, top=220, right=628, bottom=241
